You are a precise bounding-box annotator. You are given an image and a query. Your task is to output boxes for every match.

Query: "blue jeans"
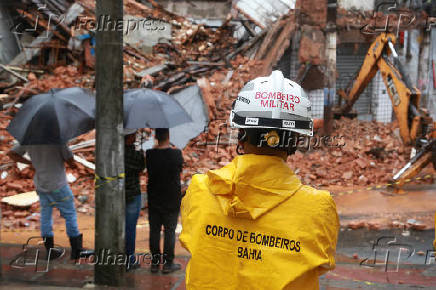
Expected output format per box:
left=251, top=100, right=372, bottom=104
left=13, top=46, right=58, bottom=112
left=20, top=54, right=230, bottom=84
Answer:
left=37, top=184, right=80, bottom=238
left=125, top=194, right=141, bottom=264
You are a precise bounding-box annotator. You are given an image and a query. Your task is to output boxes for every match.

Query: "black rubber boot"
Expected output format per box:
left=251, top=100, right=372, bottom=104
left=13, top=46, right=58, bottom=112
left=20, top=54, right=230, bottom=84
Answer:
left=162, top=262, right=181, bottom=274
left=43, top=236, right=64, bottom=260
left=151, top=254, right=161, bottom=273
left=69, top=234, right=94, bottom=260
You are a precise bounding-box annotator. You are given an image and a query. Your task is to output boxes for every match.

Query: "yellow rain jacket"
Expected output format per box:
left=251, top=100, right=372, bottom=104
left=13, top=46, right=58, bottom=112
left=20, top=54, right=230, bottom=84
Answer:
left=180, top=154, right=339, bottom=290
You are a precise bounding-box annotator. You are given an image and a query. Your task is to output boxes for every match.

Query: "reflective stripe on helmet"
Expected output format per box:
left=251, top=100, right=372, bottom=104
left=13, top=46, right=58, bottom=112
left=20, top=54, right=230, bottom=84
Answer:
left=232, top=113, right=313, bottom=130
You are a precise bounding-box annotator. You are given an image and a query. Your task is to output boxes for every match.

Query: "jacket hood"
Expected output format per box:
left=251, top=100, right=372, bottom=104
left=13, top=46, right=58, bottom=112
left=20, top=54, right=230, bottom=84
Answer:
left=207, top=154, right=302, bottom=220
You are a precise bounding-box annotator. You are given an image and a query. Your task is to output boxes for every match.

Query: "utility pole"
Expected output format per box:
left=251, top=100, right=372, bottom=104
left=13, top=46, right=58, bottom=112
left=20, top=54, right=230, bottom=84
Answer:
left=323, top=0, right=336, bottom=135
left=95, top=0, right=125, bottom=286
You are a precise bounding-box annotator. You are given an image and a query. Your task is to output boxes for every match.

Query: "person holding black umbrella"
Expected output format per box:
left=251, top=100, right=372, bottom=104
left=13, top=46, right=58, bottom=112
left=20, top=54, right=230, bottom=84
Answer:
left=120, top=88, right=190, bottom=272
left=7, top=144, right=92, bottom=260
left=6, top=87, right=96, bottom=261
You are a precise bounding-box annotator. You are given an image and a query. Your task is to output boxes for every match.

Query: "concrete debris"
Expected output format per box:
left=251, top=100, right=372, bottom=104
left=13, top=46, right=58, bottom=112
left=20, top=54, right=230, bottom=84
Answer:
left=1, top=191, right=38, bottom=207
left=67, top=173, right=77, bottom=183
left=347, top=221, right=365, bottom=230
left=73, top=155, right=95, bottom=171
left=407, top=218, right=427, bottom=231
left=16, top=162, right=29, bottom=171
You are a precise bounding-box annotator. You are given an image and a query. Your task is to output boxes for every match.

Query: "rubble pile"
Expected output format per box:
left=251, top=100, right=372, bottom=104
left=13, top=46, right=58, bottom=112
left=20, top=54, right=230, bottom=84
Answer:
left=288, top=118, right=414, bottom=187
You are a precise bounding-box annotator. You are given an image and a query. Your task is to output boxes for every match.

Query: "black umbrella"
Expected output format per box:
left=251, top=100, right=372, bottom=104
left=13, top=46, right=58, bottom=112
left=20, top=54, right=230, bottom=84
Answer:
left=124, top=88, right=192, bottom=129
left=7, top=87, right=95, bottom=145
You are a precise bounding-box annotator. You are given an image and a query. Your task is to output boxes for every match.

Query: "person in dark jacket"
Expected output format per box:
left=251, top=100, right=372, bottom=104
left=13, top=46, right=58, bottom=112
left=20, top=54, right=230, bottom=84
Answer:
left=146, top=128, right=184, bottom=274
left=124, top=129, right=145, bottom=271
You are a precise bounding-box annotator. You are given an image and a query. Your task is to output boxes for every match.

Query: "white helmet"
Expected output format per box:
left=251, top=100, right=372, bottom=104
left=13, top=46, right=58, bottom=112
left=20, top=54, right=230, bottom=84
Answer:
left=230, top=70, right=313, bottom=136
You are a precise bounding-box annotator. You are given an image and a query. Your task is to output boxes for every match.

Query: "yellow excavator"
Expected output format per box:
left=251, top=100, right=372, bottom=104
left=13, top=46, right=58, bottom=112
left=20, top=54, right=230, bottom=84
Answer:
left=335, top=32, right=436, bottom=190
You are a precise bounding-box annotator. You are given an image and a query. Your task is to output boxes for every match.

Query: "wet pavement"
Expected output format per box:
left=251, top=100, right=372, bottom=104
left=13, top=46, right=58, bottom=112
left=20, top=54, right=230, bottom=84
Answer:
left=321, top=229, right=436, bottom=289
left=0, top=183, right=435, bottom=289
left=331, top=183, right=436, bottom=229
left=1, top=228, right=435, bottom=289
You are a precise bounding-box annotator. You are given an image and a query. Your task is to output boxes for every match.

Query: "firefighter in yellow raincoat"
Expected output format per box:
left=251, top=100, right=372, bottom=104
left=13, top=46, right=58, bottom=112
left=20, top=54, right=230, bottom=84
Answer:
left=180, top=71, right=339, bottom=289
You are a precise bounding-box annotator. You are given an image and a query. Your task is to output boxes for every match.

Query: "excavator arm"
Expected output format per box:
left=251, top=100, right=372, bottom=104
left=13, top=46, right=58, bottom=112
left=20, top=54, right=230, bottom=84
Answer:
left=377, top=56, right=422, bottom=145
left=335, top=32, right=435, bottom=190
left=337, top=33, right=395, bottom=115
left=376, top=39, right=435, bottom=189
left=337, top=32, right=424, bottom=145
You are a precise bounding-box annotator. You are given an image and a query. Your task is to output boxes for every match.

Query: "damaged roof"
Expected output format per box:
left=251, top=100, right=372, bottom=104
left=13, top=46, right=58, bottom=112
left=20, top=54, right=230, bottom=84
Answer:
left=234, top=0, right=295, bottom=28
